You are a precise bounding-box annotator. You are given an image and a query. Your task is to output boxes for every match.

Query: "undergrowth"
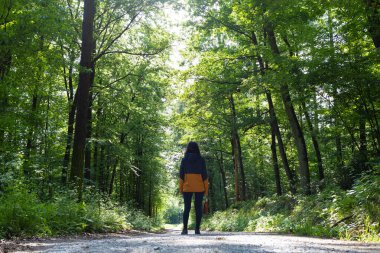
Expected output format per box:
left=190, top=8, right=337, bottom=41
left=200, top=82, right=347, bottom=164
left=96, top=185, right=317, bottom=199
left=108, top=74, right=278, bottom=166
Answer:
left=0, top=187, right=161, bottom=239
left=203, top=170, right=380, bottom=242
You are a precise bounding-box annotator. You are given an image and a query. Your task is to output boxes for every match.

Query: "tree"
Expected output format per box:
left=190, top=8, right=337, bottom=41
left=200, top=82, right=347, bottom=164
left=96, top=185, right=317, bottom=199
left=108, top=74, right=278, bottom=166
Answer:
left=70, top=0, right=96, bottom=201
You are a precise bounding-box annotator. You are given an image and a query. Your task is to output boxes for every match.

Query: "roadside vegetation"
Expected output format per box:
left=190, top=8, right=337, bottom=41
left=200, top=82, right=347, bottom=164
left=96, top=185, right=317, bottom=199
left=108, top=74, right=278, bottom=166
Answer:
left=203, top=170, right=380, bottom=242
left=0, top=186, right=162, bottom=239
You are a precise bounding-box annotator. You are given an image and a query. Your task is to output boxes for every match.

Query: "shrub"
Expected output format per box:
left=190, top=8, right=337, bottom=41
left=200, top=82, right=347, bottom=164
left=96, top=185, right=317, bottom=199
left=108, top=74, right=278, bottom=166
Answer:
left=0, top=187, right=156, bottom=239
left=0, top=188, right=50, bottom=238
left=203, top=171, right=380, bottom=242
left=125, top=208, right=161, bottom=231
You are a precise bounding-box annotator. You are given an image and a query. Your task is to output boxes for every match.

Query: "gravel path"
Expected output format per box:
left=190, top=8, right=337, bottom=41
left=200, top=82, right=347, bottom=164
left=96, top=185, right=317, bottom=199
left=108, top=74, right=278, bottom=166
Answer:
left=5, top=229, right=380, bottom=253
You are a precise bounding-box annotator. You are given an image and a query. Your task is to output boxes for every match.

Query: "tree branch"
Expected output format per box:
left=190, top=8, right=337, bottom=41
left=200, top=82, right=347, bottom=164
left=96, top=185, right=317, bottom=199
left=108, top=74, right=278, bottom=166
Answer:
left=99, top=47, right=167, bottom=57
left=94, top=12, right=141, bottom=62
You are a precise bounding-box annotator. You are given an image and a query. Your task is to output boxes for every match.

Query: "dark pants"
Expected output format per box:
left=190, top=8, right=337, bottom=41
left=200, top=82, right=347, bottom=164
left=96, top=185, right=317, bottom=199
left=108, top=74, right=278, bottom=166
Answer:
left=182, top=192, right=204, bottom=230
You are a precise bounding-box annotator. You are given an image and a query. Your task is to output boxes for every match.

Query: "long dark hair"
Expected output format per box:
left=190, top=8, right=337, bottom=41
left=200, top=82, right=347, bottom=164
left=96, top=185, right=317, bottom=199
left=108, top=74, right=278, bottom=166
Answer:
left=185, top=141, right=201, bottom=155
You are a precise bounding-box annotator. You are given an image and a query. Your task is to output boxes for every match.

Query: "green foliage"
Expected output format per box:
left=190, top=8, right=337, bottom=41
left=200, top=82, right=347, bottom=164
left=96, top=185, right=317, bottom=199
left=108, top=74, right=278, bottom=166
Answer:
left=0, top=187, right=163, bottom=239
left=1, top=0, right=380, bottom=242
left=0, top=188, right=50, bottom=238
left=203, top=172, right=380, bottom=242
left=1, top=0, right=170, bottom=238
left=126, top=208, right=162, bottom=232
left=163, top=203, right=182, bottom=224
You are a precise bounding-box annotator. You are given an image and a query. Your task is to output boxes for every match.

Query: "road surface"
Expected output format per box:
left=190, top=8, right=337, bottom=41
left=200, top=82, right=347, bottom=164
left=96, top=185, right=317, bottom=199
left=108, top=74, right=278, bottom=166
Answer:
left=3, top=229, right=380, bottom=253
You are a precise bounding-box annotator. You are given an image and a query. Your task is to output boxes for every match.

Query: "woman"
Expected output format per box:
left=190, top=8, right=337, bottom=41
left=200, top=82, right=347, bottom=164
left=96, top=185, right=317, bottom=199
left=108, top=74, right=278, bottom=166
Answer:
left=179, top=141, right=209, bottom=235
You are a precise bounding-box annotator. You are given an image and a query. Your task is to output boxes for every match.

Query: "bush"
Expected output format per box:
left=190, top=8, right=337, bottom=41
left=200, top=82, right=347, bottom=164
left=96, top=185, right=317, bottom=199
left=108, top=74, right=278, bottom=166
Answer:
left=0, top=187, right=159, bottom=239
left=203, top=171, right=380, bottom=242
left=0, top=189, right=50, bottom=238
left=125, top=208, right=159, bottom=231
left=203, top=210, right=248, bottom=231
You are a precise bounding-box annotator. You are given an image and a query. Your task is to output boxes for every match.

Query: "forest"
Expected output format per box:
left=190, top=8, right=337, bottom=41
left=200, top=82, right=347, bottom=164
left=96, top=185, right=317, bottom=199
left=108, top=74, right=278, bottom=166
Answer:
left=0, top=0, right=379, bottom=242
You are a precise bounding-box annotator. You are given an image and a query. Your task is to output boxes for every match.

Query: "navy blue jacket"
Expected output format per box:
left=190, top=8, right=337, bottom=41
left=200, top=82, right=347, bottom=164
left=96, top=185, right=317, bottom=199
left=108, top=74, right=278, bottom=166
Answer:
left=179, top=153, right=208, bottom=194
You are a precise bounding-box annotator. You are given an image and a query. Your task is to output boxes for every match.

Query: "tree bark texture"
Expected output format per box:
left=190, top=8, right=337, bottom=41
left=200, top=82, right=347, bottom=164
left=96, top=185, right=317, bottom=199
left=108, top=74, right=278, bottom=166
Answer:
left=0, top=1, right=12, bottom=81
left=70, top=0, right=96, bottom=201
left=217, top=149, right=229, bottom=209
left=266, top=91, right=297, bottom=194
left=251, top=30, right=296, bottom=194
left=358, top=108, right=368, bottom=174
left=84, top=93, right=93, bottom=182
left=231, top=136, right=240, bottom=202
left=363, top=0, right=380, bottom=48
left=302, top=102, right=324, bottom=184
left=264, top=24, right=311, bottom=195
left=229, top=94, right=246, bottom=200
left=108, top=163, right=117, bottom=196
left=271, top=129, right=282, bottom=196
left=62, top=92, right=77, bottom=184
left=280, top=84, right=311, bottom=195
left=24, top=94, right=38, bottom=177
left=84, top=54, right=96, bottom=182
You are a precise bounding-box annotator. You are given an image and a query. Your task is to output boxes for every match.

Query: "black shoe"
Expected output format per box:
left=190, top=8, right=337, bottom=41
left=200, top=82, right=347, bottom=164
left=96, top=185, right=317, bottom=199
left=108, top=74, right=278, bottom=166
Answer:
left=195, top=228, right=201, bottom=235
left=181, top=229, right=188, bottom=235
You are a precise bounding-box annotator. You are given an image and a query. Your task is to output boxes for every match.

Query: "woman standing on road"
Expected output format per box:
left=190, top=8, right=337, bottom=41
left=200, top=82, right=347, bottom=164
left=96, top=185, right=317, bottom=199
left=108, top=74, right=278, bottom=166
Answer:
left=179, top=141, right=209, bottom=235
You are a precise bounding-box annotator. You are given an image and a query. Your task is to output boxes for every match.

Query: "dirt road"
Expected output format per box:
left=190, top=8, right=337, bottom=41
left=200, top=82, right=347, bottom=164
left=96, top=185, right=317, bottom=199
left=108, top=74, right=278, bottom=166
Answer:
left=4, top=229, right=380, bottom=253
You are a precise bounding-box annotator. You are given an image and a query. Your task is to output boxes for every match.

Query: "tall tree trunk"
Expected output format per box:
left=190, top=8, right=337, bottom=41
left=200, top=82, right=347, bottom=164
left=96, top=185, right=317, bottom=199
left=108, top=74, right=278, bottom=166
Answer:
left=217, top=147, right=229, bottom=209
left=108, top=162, right=117, bottom=196
left=0, top=39, right=11, bottom=148
left=24, top=94, right=38, bottom=177
left=230, top=136, right=240, bottom=202
left=331, top=88, right=347, bottom=188
left=93, top=104, right=102, bottom=183
left=302, top=102, right=324, bottom=185
left=358, top=107, right=368, bottom=173
left=264, top=24, right=311, bottom=195
left=313, top=91, right=319, bottom=135
left=368, top=99, right=380, bottom=154
left=0, top=95, right=8, bottom=148
left=136, top=173, right=141, bottom=208
left=105, top=145, right=112, bottom=193
left=271, top=127, right=282, bottom=196
left=93, top=140, right=98, bottom=183
left=70, top=0, right=96, bottom=201
left=0, top=0, right=12, bottom=81
left=44, top=93, right=53, bottom=199
left=148, top=173, right=152, bottom=216
left=109, top=131, right=126, bottom=196
left=236, top=130, right=246, bottom=200
left=251, top=30, right=296, bottom=194
left=229, top=94, right=246, bottom=200
left=119, top=164, right=124, bottom=203
left=0, top=50, right=11, bottom=81
left=84, top=52, right=96, bottom=182
left=84, top=92, right=93, bottom=182
left=363, top=0, right=380, bottom=48
left=328, top=10, right=346, bottom=187
left=99, top=144, right=106, bottom=192
left=135, top=135, right=144, bottom=209
left=61, top=57, right=75, bottom=184
left=266, top=91, right=297, bottom=194
left=280, top=84, right=311, bottom=195
left=62, top=92, right=77, bottom=184
left=0, top=1, right=11, bottom=152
